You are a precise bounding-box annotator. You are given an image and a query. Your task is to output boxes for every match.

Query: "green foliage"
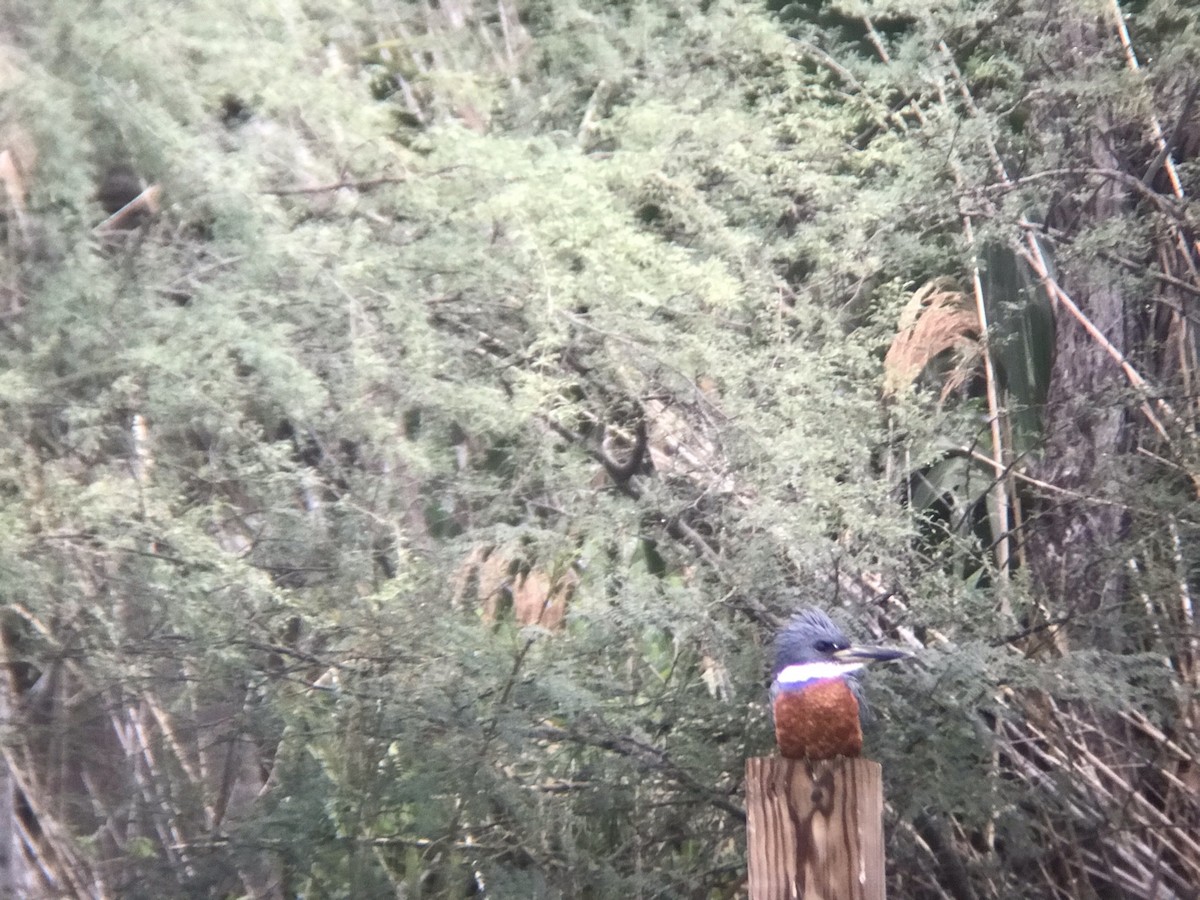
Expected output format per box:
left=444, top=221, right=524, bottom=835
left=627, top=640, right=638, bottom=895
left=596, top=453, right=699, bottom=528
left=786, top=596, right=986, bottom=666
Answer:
left=3, top=0, right=1200, bottom=896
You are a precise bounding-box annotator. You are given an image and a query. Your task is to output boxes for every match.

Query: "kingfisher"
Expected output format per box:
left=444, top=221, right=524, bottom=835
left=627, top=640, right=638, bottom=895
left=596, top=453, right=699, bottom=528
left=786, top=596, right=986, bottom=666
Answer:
left=771, top=608, right=910, bottom=760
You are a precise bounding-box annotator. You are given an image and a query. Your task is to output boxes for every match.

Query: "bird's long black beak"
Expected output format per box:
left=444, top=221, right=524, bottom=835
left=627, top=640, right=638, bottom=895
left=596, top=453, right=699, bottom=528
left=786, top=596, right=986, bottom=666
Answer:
left=833, top=645, right=912, bottom=664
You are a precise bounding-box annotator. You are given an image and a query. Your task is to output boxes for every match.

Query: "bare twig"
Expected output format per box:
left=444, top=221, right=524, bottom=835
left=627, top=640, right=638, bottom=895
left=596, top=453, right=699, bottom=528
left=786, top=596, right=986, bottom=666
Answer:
left=963, top=214, right=1013, bottom=602
left=861, top=16, right=891, bottom=64
left=263, top=175, right=410, bottom=195
left=1110, top=0, right=1186, bottom=199
left=1141, top=79, right=1200, bottom=190
left=530, top=723, right=746, bottom=822
left=1016, top=237, right=1176, bottom=443
left=93, top=184, right=161, bottom=232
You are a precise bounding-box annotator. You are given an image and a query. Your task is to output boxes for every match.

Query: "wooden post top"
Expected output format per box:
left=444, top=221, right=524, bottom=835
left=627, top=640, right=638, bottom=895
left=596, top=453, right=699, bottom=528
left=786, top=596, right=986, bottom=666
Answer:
left=744, top=756, right=885, bottom=900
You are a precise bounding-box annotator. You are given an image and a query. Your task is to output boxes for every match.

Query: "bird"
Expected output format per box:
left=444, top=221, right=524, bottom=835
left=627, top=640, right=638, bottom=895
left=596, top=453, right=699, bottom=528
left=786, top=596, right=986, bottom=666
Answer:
left=770, top=608, right=910, bottom=760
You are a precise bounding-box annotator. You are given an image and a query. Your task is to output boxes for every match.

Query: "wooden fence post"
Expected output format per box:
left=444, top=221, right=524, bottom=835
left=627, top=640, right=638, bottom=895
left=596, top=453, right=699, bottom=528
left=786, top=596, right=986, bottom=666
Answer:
left=745, top=756, right=885, bottom=900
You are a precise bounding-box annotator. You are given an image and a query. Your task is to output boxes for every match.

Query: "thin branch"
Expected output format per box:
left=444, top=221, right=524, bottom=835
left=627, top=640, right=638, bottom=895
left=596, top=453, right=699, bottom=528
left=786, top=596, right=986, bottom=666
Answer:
left=927, top=53, right=1017, bottom=598
left=0, top=745, right=93, bottom=897
left=530, top=724, right=746, bottom=822
left=963, top=214, right=1013, bottom=602
left=861, top=16, right=891, bottom=65
left=264, top=165, right=466, bottom=196
left=1110, top=0, right=1200, bottom=285
left=983, top=166, right=1187, bottom=220
left=93, top=185, right=161, bottom=233
left=1110, top=0, right=1186, bottom=199
left=262, top=175, right=411, bottom=195
left=792, top=40, right=909, bottom=134
left=1105, top=251, right=1200, bottom=300
left=1141, top=78, right=1200, bottom=190
left=1016, top=236, right=1177, bottom=444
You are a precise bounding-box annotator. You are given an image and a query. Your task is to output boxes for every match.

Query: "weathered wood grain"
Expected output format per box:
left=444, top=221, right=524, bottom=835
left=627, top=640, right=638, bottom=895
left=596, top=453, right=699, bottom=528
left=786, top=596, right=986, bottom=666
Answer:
left=745, top=757, right=885, bottom=900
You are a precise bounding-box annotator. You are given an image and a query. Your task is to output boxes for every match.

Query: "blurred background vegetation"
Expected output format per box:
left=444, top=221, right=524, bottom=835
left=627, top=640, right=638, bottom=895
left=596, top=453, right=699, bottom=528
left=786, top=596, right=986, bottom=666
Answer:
left=2, top=0, right=1199, bottom=896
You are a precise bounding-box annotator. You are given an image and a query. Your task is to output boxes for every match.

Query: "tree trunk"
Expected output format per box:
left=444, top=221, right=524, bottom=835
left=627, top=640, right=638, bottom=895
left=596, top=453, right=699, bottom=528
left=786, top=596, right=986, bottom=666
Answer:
left=1026, top=21, right=1132, bottom=650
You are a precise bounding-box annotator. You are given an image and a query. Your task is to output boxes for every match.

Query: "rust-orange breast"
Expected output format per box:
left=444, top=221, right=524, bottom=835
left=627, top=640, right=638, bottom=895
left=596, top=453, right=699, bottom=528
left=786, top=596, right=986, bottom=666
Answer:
left=772, top=678, right=863, bottom=760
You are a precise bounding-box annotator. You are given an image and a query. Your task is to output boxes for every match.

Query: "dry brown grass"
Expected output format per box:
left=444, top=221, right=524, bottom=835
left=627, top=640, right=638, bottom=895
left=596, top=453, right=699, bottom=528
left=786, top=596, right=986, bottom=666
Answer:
left=884, top=280, right=981, bottom=399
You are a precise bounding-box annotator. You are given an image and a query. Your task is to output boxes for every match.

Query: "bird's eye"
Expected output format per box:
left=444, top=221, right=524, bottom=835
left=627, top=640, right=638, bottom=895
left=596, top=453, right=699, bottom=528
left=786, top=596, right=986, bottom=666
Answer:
left=814, top=640, right=835, bottom=653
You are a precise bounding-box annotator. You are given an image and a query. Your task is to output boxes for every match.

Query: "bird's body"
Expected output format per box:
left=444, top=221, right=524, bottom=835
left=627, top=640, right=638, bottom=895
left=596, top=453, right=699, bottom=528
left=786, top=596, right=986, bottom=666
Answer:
left=770, top=608, right=908, bottom=760
left=772, top=676, right=863, bottom=760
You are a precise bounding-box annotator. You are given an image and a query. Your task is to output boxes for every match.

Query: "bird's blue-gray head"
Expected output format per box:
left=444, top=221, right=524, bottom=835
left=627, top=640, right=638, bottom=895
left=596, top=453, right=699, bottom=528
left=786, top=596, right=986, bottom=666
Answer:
left=771, top=608, right=909, bottom=696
